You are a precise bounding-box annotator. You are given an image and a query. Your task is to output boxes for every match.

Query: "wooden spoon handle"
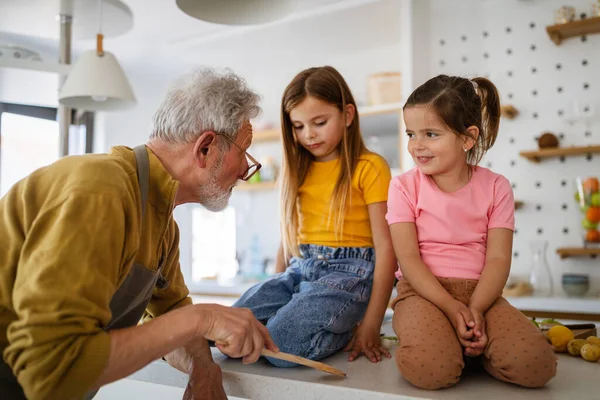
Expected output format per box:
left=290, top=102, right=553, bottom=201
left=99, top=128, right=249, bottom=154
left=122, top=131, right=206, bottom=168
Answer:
left=261, top=349, right=347, bottom=378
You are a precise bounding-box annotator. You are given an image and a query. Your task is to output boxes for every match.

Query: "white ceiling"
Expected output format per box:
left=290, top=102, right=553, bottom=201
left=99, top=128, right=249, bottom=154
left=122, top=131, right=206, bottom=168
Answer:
left=0, top=0, right=345, bottom=41
left=0, top=0, right=399, bottom=74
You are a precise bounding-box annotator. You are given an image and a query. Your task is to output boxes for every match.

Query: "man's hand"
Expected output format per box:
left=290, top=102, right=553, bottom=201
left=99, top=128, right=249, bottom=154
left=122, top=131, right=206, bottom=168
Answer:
left=464, top=307, right=487, bottom=357
left=443, top=300, right=475, bottom=349
left=195, top=304, right=279, bottom=364
left=182, top=363, right=226, bottom=400
left=344, top=323, right=391, bottom=363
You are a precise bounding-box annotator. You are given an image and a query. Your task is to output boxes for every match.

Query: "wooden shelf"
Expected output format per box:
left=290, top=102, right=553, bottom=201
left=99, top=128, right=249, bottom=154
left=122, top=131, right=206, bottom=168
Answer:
left=359, top=102, right=403, bottom=117
left=519, top=145, right=600, bottom=163
left=251, top=103, right=403, bottom=143
left=546, top=16, right=600, bottom=45
left=235, top=181, right=277, bottom=191
left=253, top=128, right=281, bottom=143
left=556, top=247, right=600, bottom=259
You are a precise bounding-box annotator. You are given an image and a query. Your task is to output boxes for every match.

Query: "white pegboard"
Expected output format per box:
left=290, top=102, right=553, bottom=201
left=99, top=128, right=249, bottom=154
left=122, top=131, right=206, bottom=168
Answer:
left=425, top=0, right=600, bottom=295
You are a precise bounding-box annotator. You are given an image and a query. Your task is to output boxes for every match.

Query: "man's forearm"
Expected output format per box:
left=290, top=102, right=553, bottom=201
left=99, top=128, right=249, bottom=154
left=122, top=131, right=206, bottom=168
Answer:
left=165, top=337, right=215, bottom=374
left=93, top=305, right=198, bottom=389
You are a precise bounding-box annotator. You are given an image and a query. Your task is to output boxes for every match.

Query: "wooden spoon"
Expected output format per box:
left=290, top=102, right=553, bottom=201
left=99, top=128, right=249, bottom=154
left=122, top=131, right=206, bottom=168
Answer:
left=261, top=349, right=347, bottom=378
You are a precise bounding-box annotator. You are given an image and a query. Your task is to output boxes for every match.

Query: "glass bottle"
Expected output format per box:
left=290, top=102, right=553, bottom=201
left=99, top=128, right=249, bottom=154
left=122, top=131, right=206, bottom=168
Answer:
left=528, top=240, right=554, bottom=297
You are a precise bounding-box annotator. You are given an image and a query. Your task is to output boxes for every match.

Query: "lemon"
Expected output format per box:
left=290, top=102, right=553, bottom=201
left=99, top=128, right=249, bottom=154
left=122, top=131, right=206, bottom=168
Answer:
left=546, top=326, right=575, bottom=353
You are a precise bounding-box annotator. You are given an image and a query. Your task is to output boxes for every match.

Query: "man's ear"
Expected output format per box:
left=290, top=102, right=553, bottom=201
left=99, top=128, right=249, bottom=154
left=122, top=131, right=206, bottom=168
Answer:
left=193, top=131, right=216, bottom=168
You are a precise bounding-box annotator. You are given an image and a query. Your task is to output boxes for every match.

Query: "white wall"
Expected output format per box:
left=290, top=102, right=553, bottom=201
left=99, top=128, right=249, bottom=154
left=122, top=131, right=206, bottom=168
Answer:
left=0, top=67, right=58, bottom=107
left=98, top=70, right=174, bottom=149
left=422, top=0, right=600, bottom=295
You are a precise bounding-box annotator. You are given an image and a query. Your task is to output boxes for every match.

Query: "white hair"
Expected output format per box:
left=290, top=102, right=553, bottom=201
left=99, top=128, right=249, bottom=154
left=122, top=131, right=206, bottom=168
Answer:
left=150, top=68, right=261, bottom=143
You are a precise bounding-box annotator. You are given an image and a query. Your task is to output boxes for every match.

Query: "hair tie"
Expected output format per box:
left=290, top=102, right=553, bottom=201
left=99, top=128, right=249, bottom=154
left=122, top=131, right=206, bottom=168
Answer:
left=471, top=80, right=479, bottom=91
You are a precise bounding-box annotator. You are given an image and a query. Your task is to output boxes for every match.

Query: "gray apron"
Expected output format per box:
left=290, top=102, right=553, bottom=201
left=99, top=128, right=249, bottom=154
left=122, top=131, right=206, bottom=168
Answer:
left=0, top=145, right=169, bottom=399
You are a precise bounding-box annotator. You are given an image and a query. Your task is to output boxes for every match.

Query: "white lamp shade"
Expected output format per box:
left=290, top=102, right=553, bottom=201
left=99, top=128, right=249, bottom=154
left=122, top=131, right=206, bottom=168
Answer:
left=59, top=49, right=136, bottom=111
left=176, top=0, right=296, bottom=25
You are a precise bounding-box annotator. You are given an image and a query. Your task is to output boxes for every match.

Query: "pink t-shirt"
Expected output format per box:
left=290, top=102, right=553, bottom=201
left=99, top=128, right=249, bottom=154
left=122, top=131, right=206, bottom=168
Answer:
left=386, top=166, right=515, bottom=280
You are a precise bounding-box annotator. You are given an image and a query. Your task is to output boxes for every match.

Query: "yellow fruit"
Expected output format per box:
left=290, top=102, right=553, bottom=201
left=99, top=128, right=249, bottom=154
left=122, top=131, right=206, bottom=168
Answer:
left=586, top=336, right=600, bottom=346
left=567, top=339, right=587, bottom=356
left=546, top=326, right=575, bottom=352
left=580, top=344, right=600, bottom=362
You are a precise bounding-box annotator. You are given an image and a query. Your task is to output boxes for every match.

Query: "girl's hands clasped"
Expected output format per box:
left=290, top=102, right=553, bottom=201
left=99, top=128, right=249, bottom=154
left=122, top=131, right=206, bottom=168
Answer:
left=444, top=300, right=488, bottom=357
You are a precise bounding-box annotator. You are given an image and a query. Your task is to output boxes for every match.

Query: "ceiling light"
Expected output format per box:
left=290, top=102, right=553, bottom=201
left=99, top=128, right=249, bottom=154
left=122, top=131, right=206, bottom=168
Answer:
left=176, top=0, right=297, bottom=25
left=58, top=0, right=135, bottom=111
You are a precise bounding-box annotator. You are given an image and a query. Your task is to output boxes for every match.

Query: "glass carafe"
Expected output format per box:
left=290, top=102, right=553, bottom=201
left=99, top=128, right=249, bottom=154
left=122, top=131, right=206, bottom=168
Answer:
left=528, top=240, right=554, bottom=297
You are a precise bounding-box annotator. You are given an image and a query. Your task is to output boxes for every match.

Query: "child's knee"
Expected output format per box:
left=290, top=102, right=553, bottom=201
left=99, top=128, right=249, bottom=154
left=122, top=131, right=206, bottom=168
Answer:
left=511, top=343, right=557, bottom=388
left=487, top=336, right=557, bottom=388
left=266, top=321, right=347, bottom=365
left=264, top=326, right=312, bottom=367
left=267, top=320, right=298, bottom=352
left=395, top=346, right=462, bottom=390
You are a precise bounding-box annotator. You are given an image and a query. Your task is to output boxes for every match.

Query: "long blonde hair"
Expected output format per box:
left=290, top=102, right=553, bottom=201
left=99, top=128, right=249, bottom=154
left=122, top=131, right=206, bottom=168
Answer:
left=280, top=66, right=367, bottom=261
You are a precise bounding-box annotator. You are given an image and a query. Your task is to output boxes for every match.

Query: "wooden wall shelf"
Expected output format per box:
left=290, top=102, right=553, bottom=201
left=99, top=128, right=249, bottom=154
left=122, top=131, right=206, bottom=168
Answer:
left=546, top=16, right=600, bottom=45
left=519, top=145, right=600, bottom=162
left=359, top=102, right=403, bottom=117
left=253, top=128, right=281, bottom=143
left=251, top=102, right=404, bottom=144
left=235, top=181, right=277, bottom=191
left=556, top=247, right=600, bottom=259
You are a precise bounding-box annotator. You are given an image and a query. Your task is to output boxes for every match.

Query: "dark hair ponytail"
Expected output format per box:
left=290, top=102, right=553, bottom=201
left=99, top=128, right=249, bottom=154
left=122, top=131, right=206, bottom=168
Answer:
left=471, top=77, right=501, bottom=163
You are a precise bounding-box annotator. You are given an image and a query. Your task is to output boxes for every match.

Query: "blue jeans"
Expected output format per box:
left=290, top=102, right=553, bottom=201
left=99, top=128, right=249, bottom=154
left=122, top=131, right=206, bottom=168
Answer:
left=232, top=244, right=375, bottom=367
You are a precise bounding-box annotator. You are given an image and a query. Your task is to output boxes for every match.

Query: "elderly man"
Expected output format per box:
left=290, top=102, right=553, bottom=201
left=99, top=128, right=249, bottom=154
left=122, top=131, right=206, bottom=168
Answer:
left=0, top=68, right=276, bottom=400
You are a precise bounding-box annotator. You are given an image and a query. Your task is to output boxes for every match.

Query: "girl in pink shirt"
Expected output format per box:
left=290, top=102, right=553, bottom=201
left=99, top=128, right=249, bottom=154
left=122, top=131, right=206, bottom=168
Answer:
left=386, top=75, right=556, bottom=390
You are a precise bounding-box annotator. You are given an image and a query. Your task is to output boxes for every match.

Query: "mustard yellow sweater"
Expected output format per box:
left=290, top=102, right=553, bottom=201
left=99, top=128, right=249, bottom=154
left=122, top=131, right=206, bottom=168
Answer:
left=0, top=146, right=192, bottom=400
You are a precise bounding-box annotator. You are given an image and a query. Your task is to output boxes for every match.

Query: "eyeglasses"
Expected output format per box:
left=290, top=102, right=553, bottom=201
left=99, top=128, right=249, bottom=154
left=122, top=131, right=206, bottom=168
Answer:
left=215, top=133, right=262, bottom=181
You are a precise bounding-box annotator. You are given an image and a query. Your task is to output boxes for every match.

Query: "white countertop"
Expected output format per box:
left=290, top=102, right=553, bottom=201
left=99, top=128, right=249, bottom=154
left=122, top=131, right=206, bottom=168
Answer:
left=192, top=284, right=600, bottom=317
left=128, top=319, right=600, bottom=400
left=505, top=296, right=600, bottom=315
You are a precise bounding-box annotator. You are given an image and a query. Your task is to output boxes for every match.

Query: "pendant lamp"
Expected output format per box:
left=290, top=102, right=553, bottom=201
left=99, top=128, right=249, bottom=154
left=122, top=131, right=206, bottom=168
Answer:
left=176, top=0, right=297, bottom=26
left=59, top=0, right=136, bottom=111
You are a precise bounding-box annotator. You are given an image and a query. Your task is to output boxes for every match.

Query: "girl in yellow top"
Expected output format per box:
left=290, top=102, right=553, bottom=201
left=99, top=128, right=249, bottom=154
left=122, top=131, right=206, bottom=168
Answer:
left=233, top=66, right=397, bottom=366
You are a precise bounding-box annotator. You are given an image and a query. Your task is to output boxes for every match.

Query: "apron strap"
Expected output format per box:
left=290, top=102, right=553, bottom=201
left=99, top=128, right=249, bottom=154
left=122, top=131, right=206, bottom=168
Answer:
left=133, top=145, right=150, bottom=220
left=132, top=145, right=170, bottom=290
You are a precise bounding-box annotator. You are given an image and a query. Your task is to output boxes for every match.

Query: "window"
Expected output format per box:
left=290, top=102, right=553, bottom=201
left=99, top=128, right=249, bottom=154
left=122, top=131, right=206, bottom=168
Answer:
left=1, top=112, right=59, bottom=197
left=0, top=103, right=94, bottom=197
left=191, top=205, right=238, bottom=283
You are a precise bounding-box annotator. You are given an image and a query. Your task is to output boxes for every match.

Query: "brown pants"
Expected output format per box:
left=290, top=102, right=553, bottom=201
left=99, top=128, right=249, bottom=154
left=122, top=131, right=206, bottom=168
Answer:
left=392, top=278, right=557, bottom=390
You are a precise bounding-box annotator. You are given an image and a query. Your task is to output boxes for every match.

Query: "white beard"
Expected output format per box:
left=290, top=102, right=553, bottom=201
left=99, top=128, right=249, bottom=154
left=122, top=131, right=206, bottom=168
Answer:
left=197, top=154, right=232, bottom=212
